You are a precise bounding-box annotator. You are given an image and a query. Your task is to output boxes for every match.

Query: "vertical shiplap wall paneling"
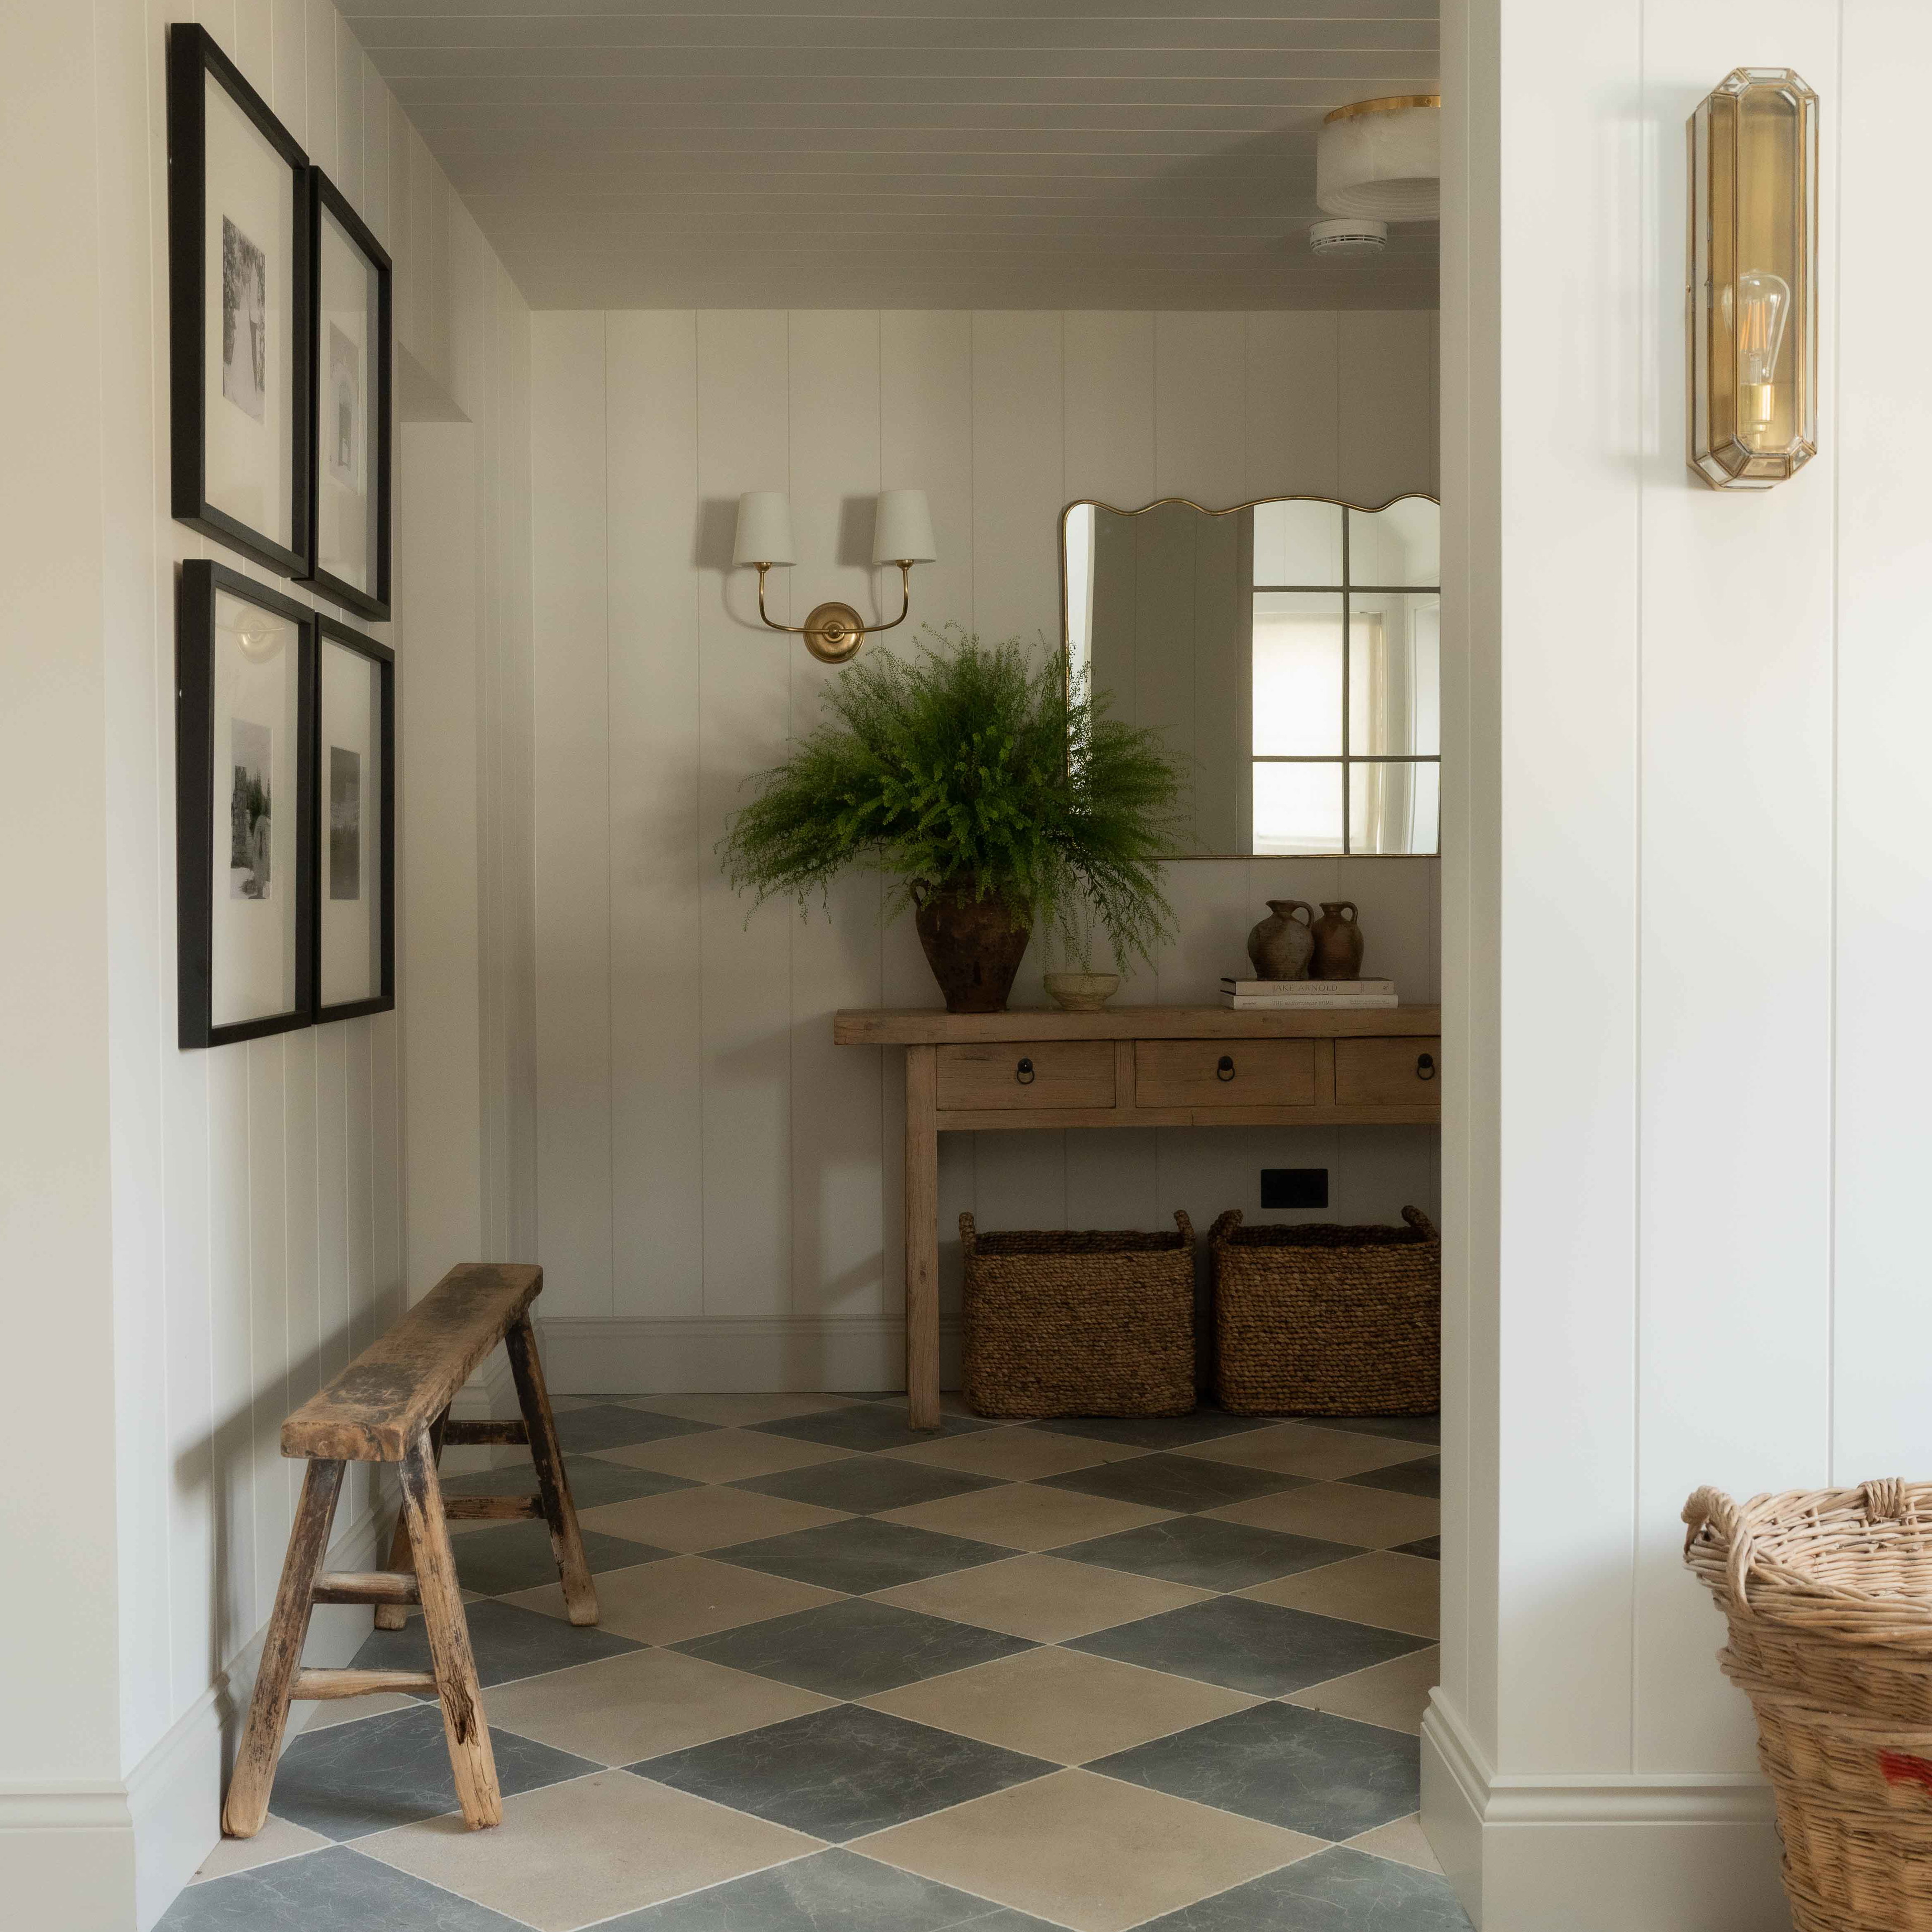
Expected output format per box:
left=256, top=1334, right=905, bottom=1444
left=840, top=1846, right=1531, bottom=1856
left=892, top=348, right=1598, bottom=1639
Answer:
left=1632, top=0, right=1841, bottom=1776
left=787, top=313, right=887, bottom=1323
left=1061, top=313, right=1161, bottom=1231
left=303, top=0, right=335, bottom=174
left=531, top=314, right=614, bottom=1319
left=607, top=312, right=704, bottom=1321
left=878, top=313, right=977, bottom=1312
left=698, top=311, right=797, bottom=1321
left=246, top=1040, right=292, bottom=1615
left=532, top=310, right=1438, bottom=1383
left=967, top=313, right=1069, bottom=1231
left=1832, top=0, right=1932, bottom=1485
left=333, top=19, right=362, bottom=207
left=269, top=0, right=305, bottom=145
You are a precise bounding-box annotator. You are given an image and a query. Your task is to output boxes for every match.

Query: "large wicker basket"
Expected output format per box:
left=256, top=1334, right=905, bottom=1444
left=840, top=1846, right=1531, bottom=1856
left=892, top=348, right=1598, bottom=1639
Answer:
left=1684, top=1480, right=1932, bottom=1930
left=959, top=1210, right=1195, bottom=1419
left=1209, top=1207, right=1438, bottom=1415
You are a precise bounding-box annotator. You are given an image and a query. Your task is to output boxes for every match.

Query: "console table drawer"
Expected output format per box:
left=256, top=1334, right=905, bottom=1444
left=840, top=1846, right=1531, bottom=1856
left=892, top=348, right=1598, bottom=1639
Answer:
left=1335, top=1036, right=1441, bottom=1105
left=936, top=1041, right=1117, bottom=1110
left=1136, top=1038, right=1315, bottom=1108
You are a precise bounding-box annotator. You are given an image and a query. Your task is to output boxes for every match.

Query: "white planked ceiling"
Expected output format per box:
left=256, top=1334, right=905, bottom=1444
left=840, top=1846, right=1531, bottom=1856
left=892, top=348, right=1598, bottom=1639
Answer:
left=346, top=0, right=1440, bottom=309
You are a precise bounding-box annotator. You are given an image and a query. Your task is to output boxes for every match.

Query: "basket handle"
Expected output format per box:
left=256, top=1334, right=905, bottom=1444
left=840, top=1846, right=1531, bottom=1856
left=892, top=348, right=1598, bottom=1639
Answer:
left=1682, top=1486, right=1755, bottom=1609
left=1402, top=1205, right=1438, bottom=1240
left=1172, top=1209, right=1195, bottom=1244
left=958, top=1211, right=976, bottom=1255
left=1864, top=1478, right=1910, bottom=1525
left=1209, top=1208, right=1243, bottom=1243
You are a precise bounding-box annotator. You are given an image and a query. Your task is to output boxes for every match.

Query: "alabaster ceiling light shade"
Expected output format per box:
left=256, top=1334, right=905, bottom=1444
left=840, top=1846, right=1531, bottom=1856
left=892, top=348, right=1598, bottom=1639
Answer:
left=1315, top=96, right=1441, bottom=223
left=1688, top=67, right=1818, bottom=490
left=736, top=488, right=937, bottom=664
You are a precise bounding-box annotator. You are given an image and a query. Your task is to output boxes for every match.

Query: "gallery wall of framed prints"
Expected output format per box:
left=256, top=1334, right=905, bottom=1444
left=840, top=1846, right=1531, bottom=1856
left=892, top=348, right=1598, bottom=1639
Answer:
left=166, top=24, right=397, bottom=1048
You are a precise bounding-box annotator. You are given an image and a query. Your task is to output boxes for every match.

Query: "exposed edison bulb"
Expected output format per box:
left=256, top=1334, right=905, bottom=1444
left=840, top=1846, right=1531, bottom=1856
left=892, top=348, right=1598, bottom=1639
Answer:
left=1735, top=269, right=1791, bottom=449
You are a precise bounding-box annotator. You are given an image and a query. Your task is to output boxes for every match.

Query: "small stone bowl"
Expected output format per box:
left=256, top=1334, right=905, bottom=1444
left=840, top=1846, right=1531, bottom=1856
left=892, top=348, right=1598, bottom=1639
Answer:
left=1044, top=971, right=1120, bottom=1012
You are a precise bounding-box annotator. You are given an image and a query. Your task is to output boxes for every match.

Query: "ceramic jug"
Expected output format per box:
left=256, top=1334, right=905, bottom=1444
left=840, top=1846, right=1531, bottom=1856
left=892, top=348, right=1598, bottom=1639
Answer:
left=1246, top=900, right=1314, bottom=981
left=1310, top=901, right=1365, bottom=980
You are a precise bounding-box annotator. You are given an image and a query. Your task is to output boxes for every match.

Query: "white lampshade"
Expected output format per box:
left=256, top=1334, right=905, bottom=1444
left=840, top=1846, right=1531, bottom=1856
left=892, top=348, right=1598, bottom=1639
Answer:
left=1315, top=96, right=1440, bottom=222
left=872, top=489, right=937, bottom=565
left=734, top=491, right=795, bottom=566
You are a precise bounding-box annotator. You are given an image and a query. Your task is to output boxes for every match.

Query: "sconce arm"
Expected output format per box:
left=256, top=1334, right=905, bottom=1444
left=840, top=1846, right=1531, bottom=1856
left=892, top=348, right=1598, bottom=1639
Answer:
left=864, top=561, right=916, bottom=636
left=754, top=561, right=808, bottom=635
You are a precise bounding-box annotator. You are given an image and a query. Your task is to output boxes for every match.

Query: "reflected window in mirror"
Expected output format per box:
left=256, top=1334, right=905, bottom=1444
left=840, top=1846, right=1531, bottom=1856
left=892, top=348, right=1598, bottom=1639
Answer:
left=1062, top=493, right=1439, bottom=858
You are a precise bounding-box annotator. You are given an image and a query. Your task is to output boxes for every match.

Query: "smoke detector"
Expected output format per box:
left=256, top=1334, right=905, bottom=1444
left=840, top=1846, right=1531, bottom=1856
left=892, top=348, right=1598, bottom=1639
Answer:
left=1309, top=217, right=1389, bottom=257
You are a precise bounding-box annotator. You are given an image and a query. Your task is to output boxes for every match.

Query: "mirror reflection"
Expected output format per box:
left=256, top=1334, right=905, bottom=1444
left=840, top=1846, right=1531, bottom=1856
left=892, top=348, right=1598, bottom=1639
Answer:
left=1063, top=493, right=1439, bottom=857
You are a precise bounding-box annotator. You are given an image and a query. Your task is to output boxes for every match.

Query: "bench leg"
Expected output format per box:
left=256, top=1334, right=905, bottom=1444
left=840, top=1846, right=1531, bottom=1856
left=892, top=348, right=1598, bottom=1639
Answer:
left=506, top=1314, right=598, bottom=1626
left=398, top=1428, right=501, bottom=1829
left=222, top=1459, right=345, bottom=1838
left=375, top=1406, right=448, bottom=1631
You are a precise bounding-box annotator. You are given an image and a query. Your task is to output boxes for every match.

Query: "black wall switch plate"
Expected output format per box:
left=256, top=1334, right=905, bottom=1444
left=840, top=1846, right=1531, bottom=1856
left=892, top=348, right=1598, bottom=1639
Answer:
left=1261, top=1168, right=1329, bottom=1210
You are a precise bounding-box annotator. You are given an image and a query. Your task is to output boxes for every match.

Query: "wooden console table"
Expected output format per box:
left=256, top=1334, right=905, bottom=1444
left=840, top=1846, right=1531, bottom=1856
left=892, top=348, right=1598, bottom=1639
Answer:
left=834, top=1004, right=1442, bottom=1429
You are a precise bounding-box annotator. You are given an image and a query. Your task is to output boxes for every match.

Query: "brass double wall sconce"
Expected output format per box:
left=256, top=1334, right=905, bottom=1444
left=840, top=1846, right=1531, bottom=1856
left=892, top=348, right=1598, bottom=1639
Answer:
left=1688, top=67, right=1818, bottom=490
left=733, top=489, right=937, bottom=663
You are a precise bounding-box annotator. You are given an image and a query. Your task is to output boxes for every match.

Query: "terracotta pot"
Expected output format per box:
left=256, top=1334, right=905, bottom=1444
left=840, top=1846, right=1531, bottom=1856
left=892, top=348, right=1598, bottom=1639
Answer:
left=1310, top=900, right=1365, bottom=980
left=1246, top=899, right=1314, bottom=981
left=913, top=880, right=1032, bottom=1013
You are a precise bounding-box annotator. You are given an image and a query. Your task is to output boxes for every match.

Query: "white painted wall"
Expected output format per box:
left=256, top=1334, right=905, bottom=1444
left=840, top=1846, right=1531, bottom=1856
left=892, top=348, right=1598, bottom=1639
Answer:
left=1430, top=3, right=1932, bottom=1926
left=529, top=309, right=1442, bottom=1392
left=0, top=5, right=533, bottom=1926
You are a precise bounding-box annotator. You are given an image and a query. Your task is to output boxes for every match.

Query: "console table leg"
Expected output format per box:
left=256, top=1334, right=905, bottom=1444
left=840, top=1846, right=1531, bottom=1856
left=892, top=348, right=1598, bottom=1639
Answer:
left=905, top=1043, right=941, bottom=1429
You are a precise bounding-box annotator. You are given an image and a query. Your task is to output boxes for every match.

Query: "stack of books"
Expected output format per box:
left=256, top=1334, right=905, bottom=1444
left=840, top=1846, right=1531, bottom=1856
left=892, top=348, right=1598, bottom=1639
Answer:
left=1220, top=976, right=1398, bottom=1010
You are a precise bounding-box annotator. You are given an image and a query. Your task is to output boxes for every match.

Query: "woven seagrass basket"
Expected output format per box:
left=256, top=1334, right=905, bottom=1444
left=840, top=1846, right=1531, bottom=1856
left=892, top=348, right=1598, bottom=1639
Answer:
left=1209, top=1206, right=1438, bottom=1415
left=1684, top=1480, right=1932, bottom=1930
left=958, top=1210, right=1195, bottom=1419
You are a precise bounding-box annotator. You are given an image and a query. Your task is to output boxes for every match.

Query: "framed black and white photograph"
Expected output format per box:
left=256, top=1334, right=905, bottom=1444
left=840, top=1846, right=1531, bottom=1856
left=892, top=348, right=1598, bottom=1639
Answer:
left=176, top=560, right=316, bottom=1048
left=301, top=172, right=392, bottom=619
left=167, top=24, right=311, bottom=577
left=314, top=615, right=394, bottom=1021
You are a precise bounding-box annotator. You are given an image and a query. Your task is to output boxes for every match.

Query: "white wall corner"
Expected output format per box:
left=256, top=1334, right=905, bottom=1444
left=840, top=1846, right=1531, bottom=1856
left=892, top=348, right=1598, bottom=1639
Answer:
left=448, top=1342, right=522, bottom=1423
left=125, top=1505, right=384, bottom=1931
left=1421, top=1693, right=1791, bottom=1932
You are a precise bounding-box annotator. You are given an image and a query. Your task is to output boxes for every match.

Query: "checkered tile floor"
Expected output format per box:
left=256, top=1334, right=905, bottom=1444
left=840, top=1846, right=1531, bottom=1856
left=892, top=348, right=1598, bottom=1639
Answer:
left=165, top=1394, right=1466, bottom=1932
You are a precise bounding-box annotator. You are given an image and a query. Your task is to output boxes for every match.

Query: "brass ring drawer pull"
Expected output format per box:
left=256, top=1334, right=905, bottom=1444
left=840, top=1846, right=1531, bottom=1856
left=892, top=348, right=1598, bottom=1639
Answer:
left=1417, top=1053, right=1435, bottom=1081
left=1015, top=1057, right=1036, bottom=1086
left=1217, top=1055, right=1236, bottom=1082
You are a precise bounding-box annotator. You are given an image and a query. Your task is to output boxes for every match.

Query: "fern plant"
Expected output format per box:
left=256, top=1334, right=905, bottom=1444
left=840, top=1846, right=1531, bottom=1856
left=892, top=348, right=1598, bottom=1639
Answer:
left=720, top=626, right=1185, bottom=972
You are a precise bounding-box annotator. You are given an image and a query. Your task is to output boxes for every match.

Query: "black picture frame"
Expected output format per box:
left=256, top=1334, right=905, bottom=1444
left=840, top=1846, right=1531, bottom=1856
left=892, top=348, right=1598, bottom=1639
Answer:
left=167, top=23, right=312, bottom=577
left=300, top=172, right=393, bottom=620
left=176, top=560, right=317, bottom=1049
left=313, top=614, right=396, bottom=1023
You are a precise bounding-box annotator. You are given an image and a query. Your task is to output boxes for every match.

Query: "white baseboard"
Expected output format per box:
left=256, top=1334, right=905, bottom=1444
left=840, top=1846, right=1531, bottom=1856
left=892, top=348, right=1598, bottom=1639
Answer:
left=1421, top=1692, right=1792, bottom=1932
left=449, top=1341, right=520, bottom=1422
left=0, top=1506, right=387, bottom=1932
left=535, top=1315, right=963, bottom=1395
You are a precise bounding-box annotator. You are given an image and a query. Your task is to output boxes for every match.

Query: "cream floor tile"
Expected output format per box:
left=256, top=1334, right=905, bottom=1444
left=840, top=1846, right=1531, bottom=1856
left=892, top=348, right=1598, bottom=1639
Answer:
left=578, top=1486, right=847, bottom=1553
left=871, top=1554, right=1213, bottom=1642
left=291, top=1689, right=424, bottom=1734
left=881, top=1483, right=1174, bottom=1552
left=615, top=1393, right=865, bottom=1426
left=1206, top=1481, right=1440, bottom=1550
left=502, top=1554, right=846, bottom=1644
left=1346, top=1812, right=1444, bottom=1873
left=360, top=1769, right=820, bottom=1931
left=1175, top=1423, right=1438, bottom=1482
left=864, top=1645, right=1259, bottom=1764
left=1241, top=1551, right=1439, bottom=1637
left=590, top=1429, right=857, bottom=1483
left=189, top=1813, right=331, bottom=1883
left=881, top=1430, right=1150, bottom=1481
left=1282, top=1644, right=1440, bottom=1735
left=484, top=1649, right=835, bottom=1765
left=855, top=1767, right=1317, bottom=1932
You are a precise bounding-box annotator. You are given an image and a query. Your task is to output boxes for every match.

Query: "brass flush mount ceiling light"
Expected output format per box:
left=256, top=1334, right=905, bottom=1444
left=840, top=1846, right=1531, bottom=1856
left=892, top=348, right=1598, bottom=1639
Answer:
left=733, top=489, right=937, bottom=663
left=1688, top=68, right=1818, bottom=490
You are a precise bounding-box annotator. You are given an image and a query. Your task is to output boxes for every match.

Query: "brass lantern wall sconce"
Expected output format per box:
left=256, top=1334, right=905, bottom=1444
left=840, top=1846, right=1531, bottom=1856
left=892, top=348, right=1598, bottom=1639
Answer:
left=733, top=489, right=937, bottom=664
left=1688, top=67, right=1818, bottom=490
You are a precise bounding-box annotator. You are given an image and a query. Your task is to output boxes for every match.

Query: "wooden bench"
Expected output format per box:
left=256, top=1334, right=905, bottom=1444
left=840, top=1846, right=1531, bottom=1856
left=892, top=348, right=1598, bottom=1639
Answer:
left=222, top=1262, right=596, bottom=1838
